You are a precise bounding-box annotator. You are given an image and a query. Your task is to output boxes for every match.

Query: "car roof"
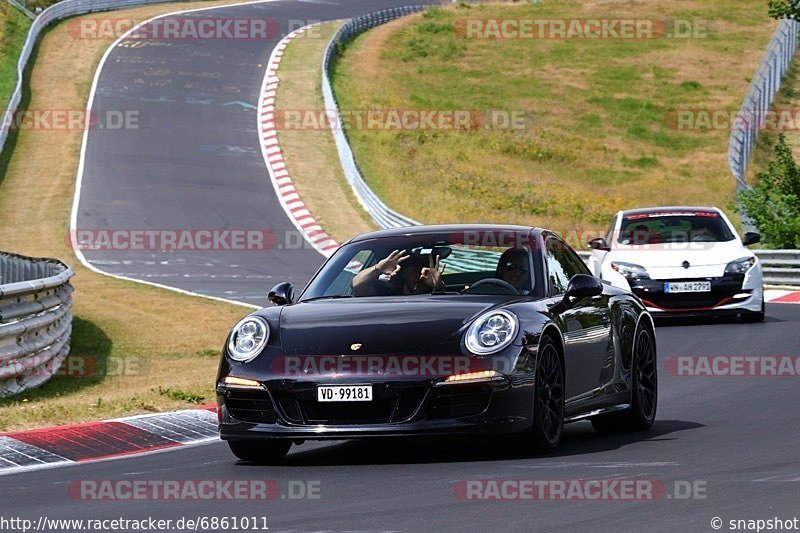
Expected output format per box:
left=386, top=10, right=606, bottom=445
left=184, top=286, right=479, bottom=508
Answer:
left=347, top=224, right=540, bottom=243
left=619, top=206, right=721, bottom=217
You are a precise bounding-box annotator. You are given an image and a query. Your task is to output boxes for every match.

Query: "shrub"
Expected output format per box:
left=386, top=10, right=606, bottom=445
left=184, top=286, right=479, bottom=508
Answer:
left=739, top=134, right=800, bottom=248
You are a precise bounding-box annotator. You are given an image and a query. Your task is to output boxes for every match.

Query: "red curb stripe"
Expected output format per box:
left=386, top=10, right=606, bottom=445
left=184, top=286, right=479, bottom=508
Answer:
left=258, top=24, right=339, bottom=257
left=11, top=421, right=176, bottom=462
left=773, top=291, right=800, bottom=303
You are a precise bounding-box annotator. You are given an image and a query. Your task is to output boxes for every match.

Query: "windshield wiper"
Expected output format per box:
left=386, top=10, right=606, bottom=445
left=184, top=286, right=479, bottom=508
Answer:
left=301, top=295, right=355, bottom=302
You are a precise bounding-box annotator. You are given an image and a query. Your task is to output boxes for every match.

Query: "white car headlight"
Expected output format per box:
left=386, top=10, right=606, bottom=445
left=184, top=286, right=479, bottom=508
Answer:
left=227, top=316, right=269, bottom=362
left=465, top=310, right=518, bottom=355
left=725, top=256, right=756, bottom=274
left=611, top=261, right=650, bottom=280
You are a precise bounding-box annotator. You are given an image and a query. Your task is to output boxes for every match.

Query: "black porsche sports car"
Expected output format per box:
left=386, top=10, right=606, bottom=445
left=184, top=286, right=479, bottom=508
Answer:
left=216, top=225, right=657, bottom=462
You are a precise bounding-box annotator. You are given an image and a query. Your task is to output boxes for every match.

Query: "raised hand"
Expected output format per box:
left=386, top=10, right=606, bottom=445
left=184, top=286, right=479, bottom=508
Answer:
left=419, top=253, right=446, bottom=288
left=376, top=249, right=410, bottom=278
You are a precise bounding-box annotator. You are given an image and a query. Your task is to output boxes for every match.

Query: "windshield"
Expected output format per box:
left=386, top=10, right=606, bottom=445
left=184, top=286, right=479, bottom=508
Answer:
left=617, top=210, right=735, bottom=245
left=301, top=232, right=536, bottom=300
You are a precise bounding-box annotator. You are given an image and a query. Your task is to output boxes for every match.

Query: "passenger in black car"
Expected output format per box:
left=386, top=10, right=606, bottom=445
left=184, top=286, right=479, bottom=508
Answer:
left=351, top=249, right=446, bottom=296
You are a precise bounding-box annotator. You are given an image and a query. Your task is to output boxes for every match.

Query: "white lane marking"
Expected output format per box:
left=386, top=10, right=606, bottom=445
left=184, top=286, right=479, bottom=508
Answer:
left=753, top=474, right=800, bottom=482
left=503, top=461, right=679, bottom=469
left=70, top=0, right=285, bottom=310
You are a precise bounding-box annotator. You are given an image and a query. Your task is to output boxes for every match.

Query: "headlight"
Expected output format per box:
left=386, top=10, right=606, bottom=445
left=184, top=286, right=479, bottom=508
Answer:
left=611, top=261, right=650, bottom=279
left=465, top=310, right=518, bottom=355
left=725, top=256, right=755, bottom=274
left=227, top=316, right=269, bottom=362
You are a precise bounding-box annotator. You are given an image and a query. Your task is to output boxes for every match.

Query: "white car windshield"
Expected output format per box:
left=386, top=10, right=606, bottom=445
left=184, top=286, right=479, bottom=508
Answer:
left=617, top=210, right=735, bottom=245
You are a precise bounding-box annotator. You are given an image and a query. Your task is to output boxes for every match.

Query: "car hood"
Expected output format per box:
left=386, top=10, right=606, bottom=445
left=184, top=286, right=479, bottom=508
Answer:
left=609, top=240, right=751, bottom=279
left=278, top=295, right=512, bottom=355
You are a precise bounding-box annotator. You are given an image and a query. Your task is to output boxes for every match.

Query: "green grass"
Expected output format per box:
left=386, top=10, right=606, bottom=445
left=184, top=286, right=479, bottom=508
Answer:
left=0, top=4, right=31, bottom=111
left=332, top=0, right=778, bottom=241
left=0, top=0, right=252, bottom=432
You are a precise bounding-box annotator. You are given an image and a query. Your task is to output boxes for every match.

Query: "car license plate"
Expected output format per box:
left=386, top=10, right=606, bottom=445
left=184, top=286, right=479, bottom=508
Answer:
left=317, top=385, right=373, bottom=402
left=664, top=281, right=711, bottom=293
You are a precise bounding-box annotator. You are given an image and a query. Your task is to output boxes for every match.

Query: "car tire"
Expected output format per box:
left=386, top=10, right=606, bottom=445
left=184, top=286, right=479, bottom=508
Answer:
left=228, top=439, right=291, bottom=463
left=592, top=325, right=658, bottom=433
left=740, top=298, right=765, bottom=323
left=528, top=336, right=565, bottom=452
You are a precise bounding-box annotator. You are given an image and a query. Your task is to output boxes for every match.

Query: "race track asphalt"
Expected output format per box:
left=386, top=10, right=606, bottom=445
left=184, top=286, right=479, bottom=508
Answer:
left=74, top=0, right=415, bottom=305
left=3, top=304, right=799, bottom=532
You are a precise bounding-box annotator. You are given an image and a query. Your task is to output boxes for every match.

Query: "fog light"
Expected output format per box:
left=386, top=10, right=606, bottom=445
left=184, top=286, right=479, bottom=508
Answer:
left=734, top=293, right=751, bottom=299
left=223, top=376, right=261, bottom=388
left=444, top=370, right=498, bottom=383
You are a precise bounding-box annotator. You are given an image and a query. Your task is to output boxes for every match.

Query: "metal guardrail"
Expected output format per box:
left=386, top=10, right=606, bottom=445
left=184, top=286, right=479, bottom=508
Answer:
left=0, top=252, right=74, bottom=397
left=728, top=19, right=799, bottom=192
left=757, top=250, right=800, bottom=286
left=321, top=5, right=436, bottom=229
left=6, top=0, right=37, bottom=20
left=0, top=0, right=187, bottom=156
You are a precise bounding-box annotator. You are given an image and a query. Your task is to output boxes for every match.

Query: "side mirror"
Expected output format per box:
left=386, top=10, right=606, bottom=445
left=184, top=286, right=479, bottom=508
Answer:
left=588, top=237, right=610, bottom=251
left=742, top=232, right=761, bottom=246
left=565, top=274, right=604, bottom=301
left=268, top=282, right=295, bottom=306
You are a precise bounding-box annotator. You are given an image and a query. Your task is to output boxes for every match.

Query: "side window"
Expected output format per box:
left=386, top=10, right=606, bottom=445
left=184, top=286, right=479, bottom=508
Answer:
left=545, top=239, right=570, bottom=296
left=563, top=246, right=591, bottom=277
left=546, top=238, right=590, bottom=296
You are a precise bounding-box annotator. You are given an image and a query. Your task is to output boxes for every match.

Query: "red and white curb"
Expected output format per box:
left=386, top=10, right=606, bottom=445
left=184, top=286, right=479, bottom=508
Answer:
left=0, top=405, right=218, bottom=476
left=258, top=24, right=339, bottom=258
left=765, top=289, right=800, bottom=304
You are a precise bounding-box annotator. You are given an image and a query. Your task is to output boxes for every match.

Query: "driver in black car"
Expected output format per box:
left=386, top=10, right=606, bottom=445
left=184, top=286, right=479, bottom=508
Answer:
left=495, top=248, right=530, bottom=294
left=351, top=249, right=446, bottom=296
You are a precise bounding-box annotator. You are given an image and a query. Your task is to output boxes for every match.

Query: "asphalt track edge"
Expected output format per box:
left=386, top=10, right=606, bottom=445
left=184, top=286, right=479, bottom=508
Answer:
left=256, top=23, right=339, bottom=257
left=0, top=405, right=219, bottom=476
left=67, top=0, right=291, bottom=311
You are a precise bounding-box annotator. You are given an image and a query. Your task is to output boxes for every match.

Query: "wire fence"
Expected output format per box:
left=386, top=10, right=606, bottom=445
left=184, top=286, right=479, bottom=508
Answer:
left=728, top=19, right=799, bottom=191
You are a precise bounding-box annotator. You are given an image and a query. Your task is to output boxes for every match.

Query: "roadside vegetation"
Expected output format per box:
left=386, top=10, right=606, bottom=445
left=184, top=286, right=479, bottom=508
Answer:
left=741, top=134, right=800, bottom=248
left=331, top=0, right=778, bottom=243
left=0, top=3, right=31, bottom=111
left=0, top=0, right=253, bottom=431
left=275, top=21, right=377, bottom=243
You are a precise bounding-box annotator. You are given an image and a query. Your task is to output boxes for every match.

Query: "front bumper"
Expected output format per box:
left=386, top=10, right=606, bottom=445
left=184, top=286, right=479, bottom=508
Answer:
left=217, top=375, right=533, bottom=440
left=626, top=271, right=763, bottom=316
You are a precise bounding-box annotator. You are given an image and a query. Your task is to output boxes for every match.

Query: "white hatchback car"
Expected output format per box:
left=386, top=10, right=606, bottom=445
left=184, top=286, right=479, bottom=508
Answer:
left=587, top=206, right=764, bottom=321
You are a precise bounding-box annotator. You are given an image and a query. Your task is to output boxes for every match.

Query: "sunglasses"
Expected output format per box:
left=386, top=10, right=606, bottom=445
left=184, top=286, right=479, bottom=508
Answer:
left=504, top=262, right=529, bottom=274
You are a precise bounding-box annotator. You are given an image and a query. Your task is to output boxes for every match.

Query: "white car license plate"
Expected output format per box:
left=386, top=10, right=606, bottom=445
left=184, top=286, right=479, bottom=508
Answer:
left=317, top=385, right=373, bottom=402
left=664, top=281, right=711, bottom=293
